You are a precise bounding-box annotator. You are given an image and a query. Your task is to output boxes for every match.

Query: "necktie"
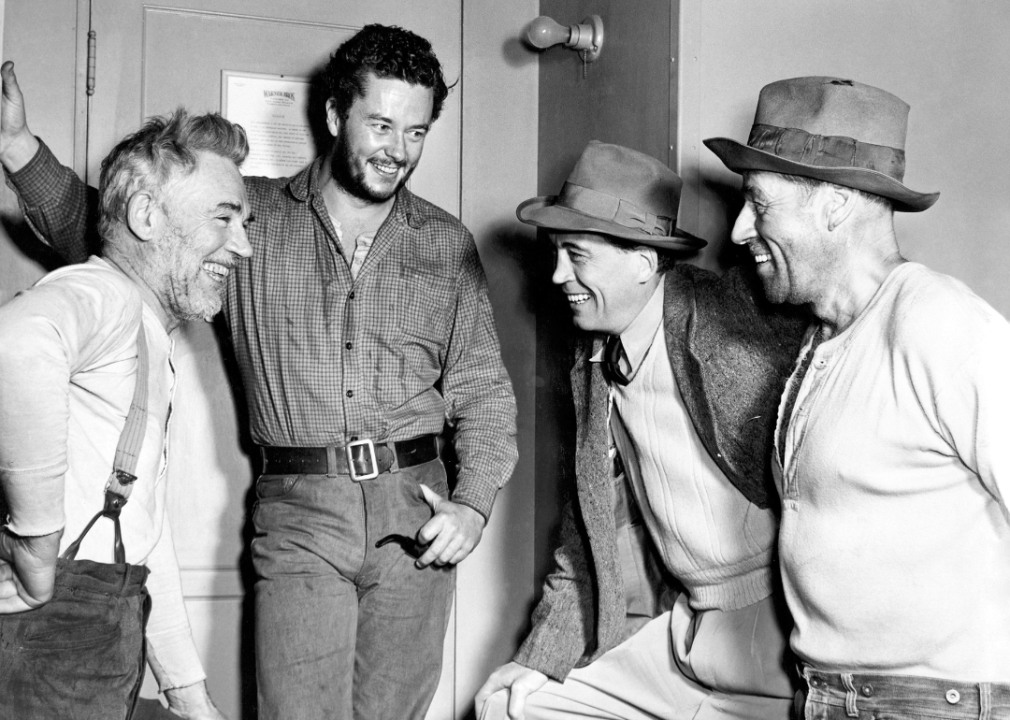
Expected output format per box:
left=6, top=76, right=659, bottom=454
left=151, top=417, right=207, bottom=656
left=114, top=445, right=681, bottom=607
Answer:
left=602, top=335, right=631, bottom=386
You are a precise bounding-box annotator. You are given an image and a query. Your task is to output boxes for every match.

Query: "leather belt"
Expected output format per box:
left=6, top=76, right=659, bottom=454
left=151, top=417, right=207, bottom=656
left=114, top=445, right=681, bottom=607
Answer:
left=258, top=434, right=439, bottom=481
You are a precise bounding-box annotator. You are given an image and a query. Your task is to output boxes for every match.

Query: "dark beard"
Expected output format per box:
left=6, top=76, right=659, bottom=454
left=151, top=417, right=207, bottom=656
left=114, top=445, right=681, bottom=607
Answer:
left=330, top=130, right=410, bottom=204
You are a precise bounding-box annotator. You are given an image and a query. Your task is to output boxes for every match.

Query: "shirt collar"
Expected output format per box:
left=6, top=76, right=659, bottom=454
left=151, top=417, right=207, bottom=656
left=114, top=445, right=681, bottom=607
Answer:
left=619, top=280, right=665, bottom=377
left=589, top=280, right=665, bottom=382
left=286, top=157, right=427, bottom=230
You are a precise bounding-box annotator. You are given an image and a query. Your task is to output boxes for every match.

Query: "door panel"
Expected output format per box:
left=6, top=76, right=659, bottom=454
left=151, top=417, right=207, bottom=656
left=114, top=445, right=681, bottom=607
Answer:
left=88, top=3, right=461, bottom=717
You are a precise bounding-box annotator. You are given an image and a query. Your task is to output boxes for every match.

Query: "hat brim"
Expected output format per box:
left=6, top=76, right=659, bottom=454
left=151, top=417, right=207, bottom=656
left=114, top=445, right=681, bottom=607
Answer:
left=704, top=138, right=939, bottom=212
left=516, top=197, right=707, bottom=251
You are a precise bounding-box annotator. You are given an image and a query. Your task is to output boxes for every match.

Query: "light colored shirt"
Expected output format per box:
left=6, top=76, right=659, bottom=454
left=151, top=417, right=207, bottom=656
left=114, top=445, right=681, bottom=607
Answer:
left=330, top=217, right=376, bottom=280
left=599, top=281, right=778, bottom=611
left=777, top=262, right=1010, bottom=681
left=0, top=257, right=205, bottom=691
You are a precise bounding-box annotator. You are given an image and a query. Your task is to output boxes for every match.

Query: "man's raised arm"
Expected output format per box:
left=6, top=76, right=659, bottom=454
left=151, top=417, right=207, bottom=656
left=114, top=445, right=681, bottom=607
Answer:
left=0, top=61, right=99, bottom=263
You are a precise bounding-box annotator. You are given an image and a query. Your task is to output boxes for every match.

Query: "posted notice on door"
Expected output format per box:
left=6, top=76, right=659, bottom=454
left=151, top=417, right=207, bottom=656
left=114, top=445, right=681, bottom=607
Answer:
left=222, top=71, right=315, bottom=178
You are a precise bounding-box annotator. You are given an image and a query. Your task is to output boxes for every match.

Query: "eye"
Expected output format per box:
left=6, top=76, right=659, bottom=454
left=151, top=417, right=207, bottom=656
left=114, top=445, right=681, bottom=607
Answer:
left=408, top=129, right=427, bottom=141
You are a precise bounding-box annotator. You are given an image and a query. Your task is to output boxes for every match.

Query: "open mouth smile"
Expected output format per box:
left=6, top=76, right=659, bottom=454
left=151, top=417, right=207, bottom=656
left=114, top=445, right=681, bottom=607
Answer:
left=370, top=160, right=402, bottom=177
left=202, top=261, right=233, bottom=282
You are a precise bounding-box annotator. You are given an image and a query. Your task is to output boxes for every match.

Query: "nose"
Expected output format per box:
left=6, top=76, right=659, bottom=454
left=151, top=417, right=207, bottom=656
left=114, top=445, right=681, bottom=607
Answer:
left=227, top=222, right=253, bottom=259
left=551, top=248, right=573, bottom=286
left=730, top=203, right=757, bottom=246
left=385, top=133, right=407, bottom=162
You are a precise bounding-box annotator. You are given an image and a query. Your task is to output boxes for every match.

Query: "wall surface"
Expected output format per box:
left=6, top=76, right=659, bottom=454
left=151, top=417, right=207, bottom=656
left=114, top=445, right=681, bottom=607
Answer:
left=679, top=0, right=1010, bottom=314
left=457, top=0, right=540, bottom=714
left=0, top=0, right=82, bottom=305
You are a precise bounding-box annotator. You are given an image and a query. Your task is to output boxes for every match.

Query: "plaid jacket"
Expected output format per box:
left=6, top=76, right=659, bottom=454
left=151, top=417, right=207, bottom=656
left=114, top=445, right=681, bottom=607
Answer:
left=8, top=143, right=518, bottom=518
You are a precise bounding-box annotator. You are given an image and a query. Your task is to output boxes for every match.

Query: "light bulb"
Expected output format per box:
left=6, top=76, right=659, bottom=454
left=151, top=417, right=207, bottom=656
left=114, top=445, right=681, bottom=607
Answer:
left=524, top=16, right=572, bottom=50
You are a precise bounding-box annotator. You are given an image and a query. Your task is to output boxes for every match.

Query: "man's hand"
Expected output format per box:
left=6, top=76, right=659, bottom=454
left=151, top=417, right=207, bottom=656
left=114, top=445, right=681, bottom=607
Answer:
left=0, top=526, right=61, bottom=613
left=0, top=61, right=40, bottom=172
left=164, top=681, right=228, bottom=720
left=415, top=484, right=485, bottom=568
left=474, top=662, right=549, bottom=720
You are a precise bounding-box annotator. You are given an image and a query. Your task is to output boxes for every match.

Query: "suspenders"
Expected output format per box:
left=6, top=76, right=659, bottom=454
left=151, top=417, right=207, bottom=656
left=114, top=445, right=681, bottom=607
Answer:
left=61, top=323, right=150, bottom=565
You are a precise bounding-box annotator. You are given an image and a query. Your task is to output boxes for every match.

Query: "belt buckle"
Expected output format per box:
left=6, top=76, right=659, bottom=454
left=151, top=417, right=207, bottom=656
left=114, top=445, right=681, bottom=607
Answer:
left=346, top=439, right=379, bottom=481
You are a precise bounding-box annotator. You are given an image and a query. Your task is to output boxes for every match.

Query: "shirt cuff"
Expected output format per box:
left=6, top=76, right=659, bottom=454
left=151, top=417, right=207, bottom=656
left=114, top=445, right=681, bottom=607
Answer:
left=0, top=468, right=66, bottom=536
left=5, top=137, right=58, bottom=202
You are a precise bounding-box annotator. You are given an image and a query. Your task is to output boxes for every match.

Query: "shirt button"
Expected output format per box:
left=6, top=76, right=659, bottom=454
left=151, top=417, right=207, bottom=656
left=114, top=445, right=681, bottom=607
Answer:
left=946, top=689, right=960, bottom=704
left=346, top=390, right=354, bottom=398
left=348, top=291, right=355, bottom=300
left=345, top=342, right=353, bottom=350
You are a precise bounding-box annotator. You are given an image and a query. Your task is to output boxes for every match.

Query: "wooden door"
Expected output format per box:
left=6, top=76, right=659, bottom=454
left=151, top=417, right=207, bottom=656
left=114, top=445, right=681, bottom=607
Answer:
left=86, top=2, right=462, bottom=717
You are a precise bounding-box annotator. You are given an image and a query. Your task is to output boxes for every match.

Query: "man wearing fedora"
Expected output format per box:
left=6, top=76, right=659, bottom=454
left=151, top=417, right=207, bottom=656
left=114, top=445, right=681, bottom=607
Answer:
left=707, top=76, right=1010, bottom=719
left=476, top=141, right=807, bottom=720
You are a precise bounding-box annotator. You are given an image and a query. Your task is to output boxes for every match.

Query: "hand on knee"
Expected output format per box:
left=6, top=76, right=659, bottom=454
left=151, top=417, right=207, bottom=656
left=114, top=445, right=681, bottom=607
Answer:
left=475, top=662, right=548, bottom=720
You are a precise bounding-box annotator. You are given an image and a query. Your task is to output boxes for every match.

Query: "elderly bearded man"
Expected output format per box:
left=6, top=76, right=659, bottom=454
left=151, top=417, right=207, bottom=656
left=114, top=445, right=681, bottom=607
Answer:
left=476, top=141, right=807, bottom=720
left=0, top=109, right=251, bottom=719
left=707, top=76, right=1010, bottom=720
left=0, top=22, right=517, bottom=720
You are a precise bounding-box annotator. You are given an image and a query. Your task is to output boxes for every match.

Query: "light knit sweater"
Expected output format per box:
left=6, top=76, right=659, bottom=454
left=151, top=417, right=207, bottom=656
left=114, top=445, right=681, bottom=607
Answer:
left=0, top=257, right=206, bottom=691
left=608, top=282, right=778, bottom=611
left=777, top=262, right=1010, bottom=681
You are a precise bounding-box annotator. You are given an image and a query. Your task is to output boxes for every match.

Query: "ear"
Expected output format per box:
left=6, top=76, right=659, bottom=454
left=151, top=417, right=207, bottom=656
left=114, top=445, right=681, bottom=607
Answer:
left=633, top=246, right=660, bottom=283
left=125, top=191, right=163, bottom=242
left=325, top=98, right=341, bottom=139
left=824, top=184, right=858, bottom=232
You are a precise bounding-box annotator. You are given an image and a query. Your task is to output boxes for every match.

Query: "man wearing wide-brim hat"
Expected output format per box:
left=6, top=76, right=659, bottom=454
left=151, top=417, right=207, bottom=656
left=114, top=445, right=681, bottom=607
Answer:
left=476, top=140, right=807, bottom=719
left=708, top=76, right=1010, bottom=720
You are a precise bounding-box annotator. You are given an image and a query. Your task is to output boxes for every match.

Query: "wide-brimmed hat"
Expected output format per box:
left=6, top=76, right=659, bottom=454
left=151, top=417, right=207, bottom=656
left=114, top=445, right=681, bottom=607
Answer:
left=704, top=77, right=939, bottom=212
left=516, top=141, right=706, bottom=250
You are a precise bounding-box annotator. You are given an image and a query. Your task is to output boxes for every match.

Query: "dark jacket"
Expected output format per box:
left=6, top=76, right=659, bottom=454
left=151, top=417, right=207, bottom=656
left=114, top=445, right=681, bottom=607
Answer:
left=512, top=263, right=807, bottom=681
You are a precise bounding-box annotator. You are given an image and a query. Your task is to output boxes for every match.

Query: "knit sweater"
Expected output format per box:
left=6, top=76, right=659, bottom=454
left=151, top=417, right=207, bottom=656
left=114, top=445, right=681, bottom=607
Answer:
left=610, top=282, right=777, bottom=612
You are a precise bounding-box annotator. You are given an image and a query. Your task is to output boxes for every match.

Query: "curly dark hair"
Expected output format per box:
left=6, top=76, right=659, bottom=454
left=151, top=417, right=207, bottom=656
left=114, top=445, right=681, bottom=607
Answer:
left=326, top=24, right=450, bottom=122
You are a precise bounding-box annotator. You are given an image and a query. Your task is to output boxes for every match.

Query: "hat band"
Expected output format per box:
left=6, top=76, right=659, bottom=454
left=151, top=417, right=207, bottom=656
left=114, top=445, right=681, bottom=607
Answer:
left=557, top=182, right=674, bottom=237
left=748, top=123, right=906, bottom=181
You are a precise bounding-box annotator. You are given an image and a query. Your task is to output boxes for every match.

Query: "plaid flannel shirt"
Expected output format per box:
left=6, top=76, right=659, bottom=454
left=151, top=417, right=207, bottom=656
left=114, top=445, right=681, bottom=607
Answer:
left=9, top=142, right=518, bottom=518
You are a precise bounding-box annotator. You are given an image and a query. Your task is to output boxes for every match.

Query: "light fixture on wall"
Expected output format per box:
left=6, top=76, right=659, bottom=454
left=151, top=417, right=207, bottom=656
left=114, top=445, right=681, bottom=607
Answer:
left=523, top=15, right=604, bottom=65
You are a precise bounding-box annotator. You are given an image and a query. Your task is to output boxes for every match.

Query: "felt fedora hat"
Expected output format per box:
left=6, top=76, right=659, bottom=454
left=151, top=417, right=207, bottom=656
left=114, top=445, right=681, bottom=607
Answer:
left=516, top=141, right=706, bottom=250
left=704, top=77, right=939, bottom=212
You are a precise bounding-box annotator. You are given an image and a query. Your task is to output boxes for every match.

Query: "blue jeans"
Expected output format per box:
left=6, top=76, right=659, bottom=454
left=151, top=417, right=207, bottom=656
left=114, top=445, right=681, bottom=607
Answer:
left=799, top=666, right=1010, bottom=720
left=0, top=558, right=150, bottom=720
left=252, top=458, right=455, bottom=720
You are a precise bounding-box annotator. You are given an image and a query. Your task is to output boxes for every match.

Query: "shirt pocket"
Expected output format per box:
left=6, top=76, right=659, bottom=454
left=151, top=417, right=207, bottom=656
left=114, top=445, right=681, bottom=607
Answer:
left=397, top=268, right=456, bottom=345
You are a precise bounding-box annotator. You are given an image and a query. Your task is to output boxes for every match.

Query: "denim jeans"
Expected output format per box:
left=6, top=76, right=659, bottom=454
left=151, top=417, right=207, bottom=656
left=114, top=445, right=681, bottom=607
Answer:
left=799, top=666, right=1010, bottom=720
left=0, top=558, right=150, bottom=720
left=252, top=458, right=455, bottom=720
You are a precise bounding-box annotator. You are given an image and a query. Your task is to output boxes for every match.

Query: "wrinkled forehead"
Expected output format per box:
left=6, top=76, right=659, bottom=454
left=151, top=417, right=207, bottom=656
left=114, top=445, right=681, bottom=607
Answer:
left=162, top=151, right=247, bottom=212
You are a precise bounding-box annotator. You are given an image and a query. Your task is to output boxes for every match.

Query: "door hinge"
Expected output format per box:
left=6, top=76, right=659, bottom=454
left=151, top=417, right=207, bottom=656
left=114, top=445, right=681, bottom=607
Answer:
left=86, top=30, right=96, bottom=96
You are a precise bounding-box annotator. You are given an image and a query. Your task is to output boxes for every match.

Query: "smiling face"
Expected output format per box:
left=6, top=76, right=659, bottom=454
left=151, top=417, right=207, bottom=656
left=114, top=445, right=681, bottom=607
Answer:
left=327, top=73, right=434, bottom=204
left=550, top=232, right=659, bottom=335
left=731, top=171, right=832, bottom=306
left=149, top=150, right=252, bottom=322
